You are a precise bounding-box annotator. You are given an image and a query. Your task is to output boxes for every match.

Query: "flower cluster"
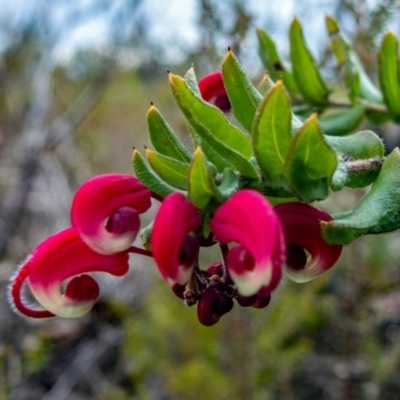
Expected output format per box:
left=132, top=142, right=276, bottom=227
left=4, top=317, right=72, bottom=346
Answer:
left=8, top=72, right=343, bottom=326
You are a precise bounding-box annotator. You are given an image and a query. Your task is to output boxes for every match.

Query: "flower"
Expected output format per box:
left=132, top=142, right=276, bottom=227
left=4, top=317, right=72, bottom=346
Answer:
left=71, top=174, right=151, bottom=255
left=198, top=71, right=231, bottom=112
left=151, top=192, right=202, bottom=286
left=275, top=202, right=343, bottom=282
left=9, top=174, right=152, bottom=319
left=9, top=228, right=129, bottom=318
left=210, top=190, right=285, bottom=296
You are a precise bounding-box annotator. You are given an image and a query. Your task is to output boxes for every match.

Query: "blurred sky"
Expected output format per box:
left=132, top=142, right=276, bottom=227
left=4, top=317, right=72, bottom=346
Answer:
left=0, top=0, right=398, bottom=68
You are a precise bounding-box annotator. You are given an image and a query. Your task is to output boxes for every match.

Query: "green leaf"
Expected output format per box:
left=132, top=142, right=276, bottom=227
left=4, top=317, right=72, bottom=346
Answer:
left=257, top=73, right=275, bottom=95
left=216, top=169, right=240, bottom=200
left=132, top=149, right=182, bottom=198
left=344, top=158, right=383, bottom=189
left=253, top=81, right=292, bottom=189
left=188, top=146, right=221, bottom=211
left=378, top=31, right=400, bottom=123
left=284, top=114, right=337, bottom=202
left=319, top=105, right=366, bottom=136
left=322, top=148, right=400, bottom=244
left=256, top=28, right=299, bottom=94
left=324, top=130, right=384, bottom=160
left=147, top=104, right=191, bottom=162
left=330, top=157, right=348, bottom=191
left=325, top=14, right=383, bottom=105
left=222, top=49, right=263, bottom=133
left=289, top=18, right=330, bottom=105
left=184, top=65, right=201, bottom=96
left=169, top=72, right=252, bottom=159
left=146, top=149, right=188, bottom=190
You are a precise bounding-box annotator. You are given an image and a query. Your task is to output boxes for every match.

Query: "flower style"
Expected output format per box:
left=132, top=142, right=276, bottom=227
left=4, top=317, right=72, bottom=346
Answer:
left=198, top=71, right=231, bottom=112
left=275, top=202, right=343, bottom=283
left=9, top=174, right=152, bottom=319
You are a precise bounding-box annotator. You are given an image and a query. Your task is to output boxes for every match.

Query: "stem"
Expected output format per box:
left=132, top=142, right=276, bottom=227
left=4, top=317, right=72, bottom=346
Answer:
left=328, top=99, right=388, bottom=114
left=219, top=243, right=230, bottom=281
left=127, top=246, right=153, bottom=258
left=150, top=191, right=164, bottom=202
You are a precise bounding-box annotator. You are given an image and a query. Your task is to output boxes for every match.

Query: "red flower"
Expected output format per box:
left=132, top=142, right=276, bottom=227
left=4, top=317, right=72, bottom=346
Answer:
left=151, top=192, right=202, bottom=286
left=71, top=174, right=151, bottom=255
left=275, top=202, right=343, bottom=282
left=198, top=71, right=231, bottom=112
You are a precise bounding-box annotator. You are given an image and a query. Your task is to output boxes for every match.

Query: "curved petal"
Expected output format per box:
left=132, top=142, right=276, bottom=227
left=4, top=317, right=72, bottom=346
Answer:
left=152, top=192, right=201, bottom=286
left=198, top=71, right=231, bottom=112
left=71, top=174, right=151, bottom=255
left=9, top=228, right=129, bottom=318
left=210, top=190, right=285, bottom=296
left=274, top=202, right=343, bottom=283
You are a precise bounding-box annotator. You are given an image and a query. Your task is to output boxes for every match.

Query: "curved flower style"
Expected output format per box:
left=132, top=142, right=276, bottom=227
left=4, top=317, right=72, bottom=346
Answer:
left=152, top=192, right=202, bottom=286
left=9, top=228, right=129, bottom=318
left=71, top=174, right=151, bottom=255
left=210, top=190, right=285, bottom=296
left=274, top=202, right=343, bottom=283
left=198, top=71, right=231, bottom=112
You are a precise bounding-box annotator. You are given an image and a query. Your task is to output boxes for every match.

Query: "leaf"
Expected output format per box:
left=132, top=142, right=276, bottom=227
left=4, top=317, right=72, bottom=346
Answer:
left=378, top=31, right=400, bottom=123
left=184, top=65, right=201, bottom=96
left=319, top=105, right=366, bottom=136
left=324, top=130, right=384, bottom=160
left=147, top=104, right=191, bottom=162
left=132, top=149, right=182, bottom=198
left=289, top=18, right=330, bottom=105
left=284, top=114, right=337, bottom=202
left=253, top=81, right=292, bottom=189
left=222, top=49, right=263, bottom=133
left=257, top=73, right=275, bottom=95
left=169, top=72, right=252, bottom=159
left=325, top=14, right=383, bottom=105
left=256, top=28, right=299, bottom=94
left=216, top=169, right=240, bottom=200
left=146, top=149, right=188, bottom=190
left=188, top=146, right=221, bottom=211
left=322, top=148, right=400, bottom=244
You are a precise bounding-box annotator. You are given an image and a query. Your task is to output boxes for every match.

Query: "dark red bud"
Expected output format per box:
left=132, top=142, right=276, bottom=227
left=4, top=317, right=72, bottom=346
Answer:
left=206, top=262, right=224, bottom=277
left=171, top=284, right=186, bottom=299
left=197, top=288, right=234, bottom=327
left=236, top=287, right=271, bottom=309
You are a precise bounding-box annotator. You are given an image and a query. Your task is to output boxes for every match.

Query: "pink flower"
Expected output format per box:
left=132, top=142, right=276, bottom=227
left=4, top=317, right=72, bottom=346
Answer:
left=198, top=71, right=231, bottom=112
left=210, top=190, right=285, bottom=296
left=9, top=228, right=129, bottom=318
left=71, top=174, right=151, bottom=255
left=151, top=192, right=202, bottom=286
left=274, top=202, right=343, bottom=282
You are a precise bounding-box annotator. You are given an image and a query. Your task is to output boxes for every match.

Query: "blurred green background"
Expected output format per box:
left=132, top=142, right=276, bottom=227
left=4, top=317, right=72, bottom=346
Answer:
left=1, top=0, right=400, bottom=399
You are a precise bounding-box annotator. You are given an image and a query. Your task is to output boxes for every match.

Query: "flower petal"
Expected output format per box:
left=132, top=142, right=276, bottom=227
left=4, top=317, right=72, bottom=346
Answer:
left=152, top=192, right=201, bottom=286
left=9, top=228, right=129, bottom=318
left=198, top=71, right=231, bottom=112
left=274, top=202, right=343, bottom=282
left=210, top=190, right=284, bottom=296
left=71, top=174, right=151, bottom=255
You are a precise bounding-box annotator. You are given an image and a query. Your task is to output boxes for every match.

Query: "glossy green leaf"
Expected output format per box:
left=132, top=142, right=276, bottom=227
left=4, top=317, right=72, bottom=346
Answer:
left=188, top=146, right=221, bottom=211
left=289, top=18, right=330, bottom=105
left=319, top=105, right=366, bottom=136
left=146, top=149, right=188, bottom=190
left=325, top=14, right=383, bottom=105
left=322, top=148, right=400, bottom=244
left=222, top=49, right=263, bottom=133
left=132, top=149, right=182, bottom=198
left=169, top=72, right=252, bottom=159
left=284, top=114, right=337, bottom=202
left=147, top=105, right=191, bottom=163
left=253, top=81, right=292, bottom=189
left=378, top=31, right=400, bottom=122
left=324, top=130, right=384, bottom=160
left=184, top=65, right=201, bottom=96
left=256, top=28, right=299, bottom=94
